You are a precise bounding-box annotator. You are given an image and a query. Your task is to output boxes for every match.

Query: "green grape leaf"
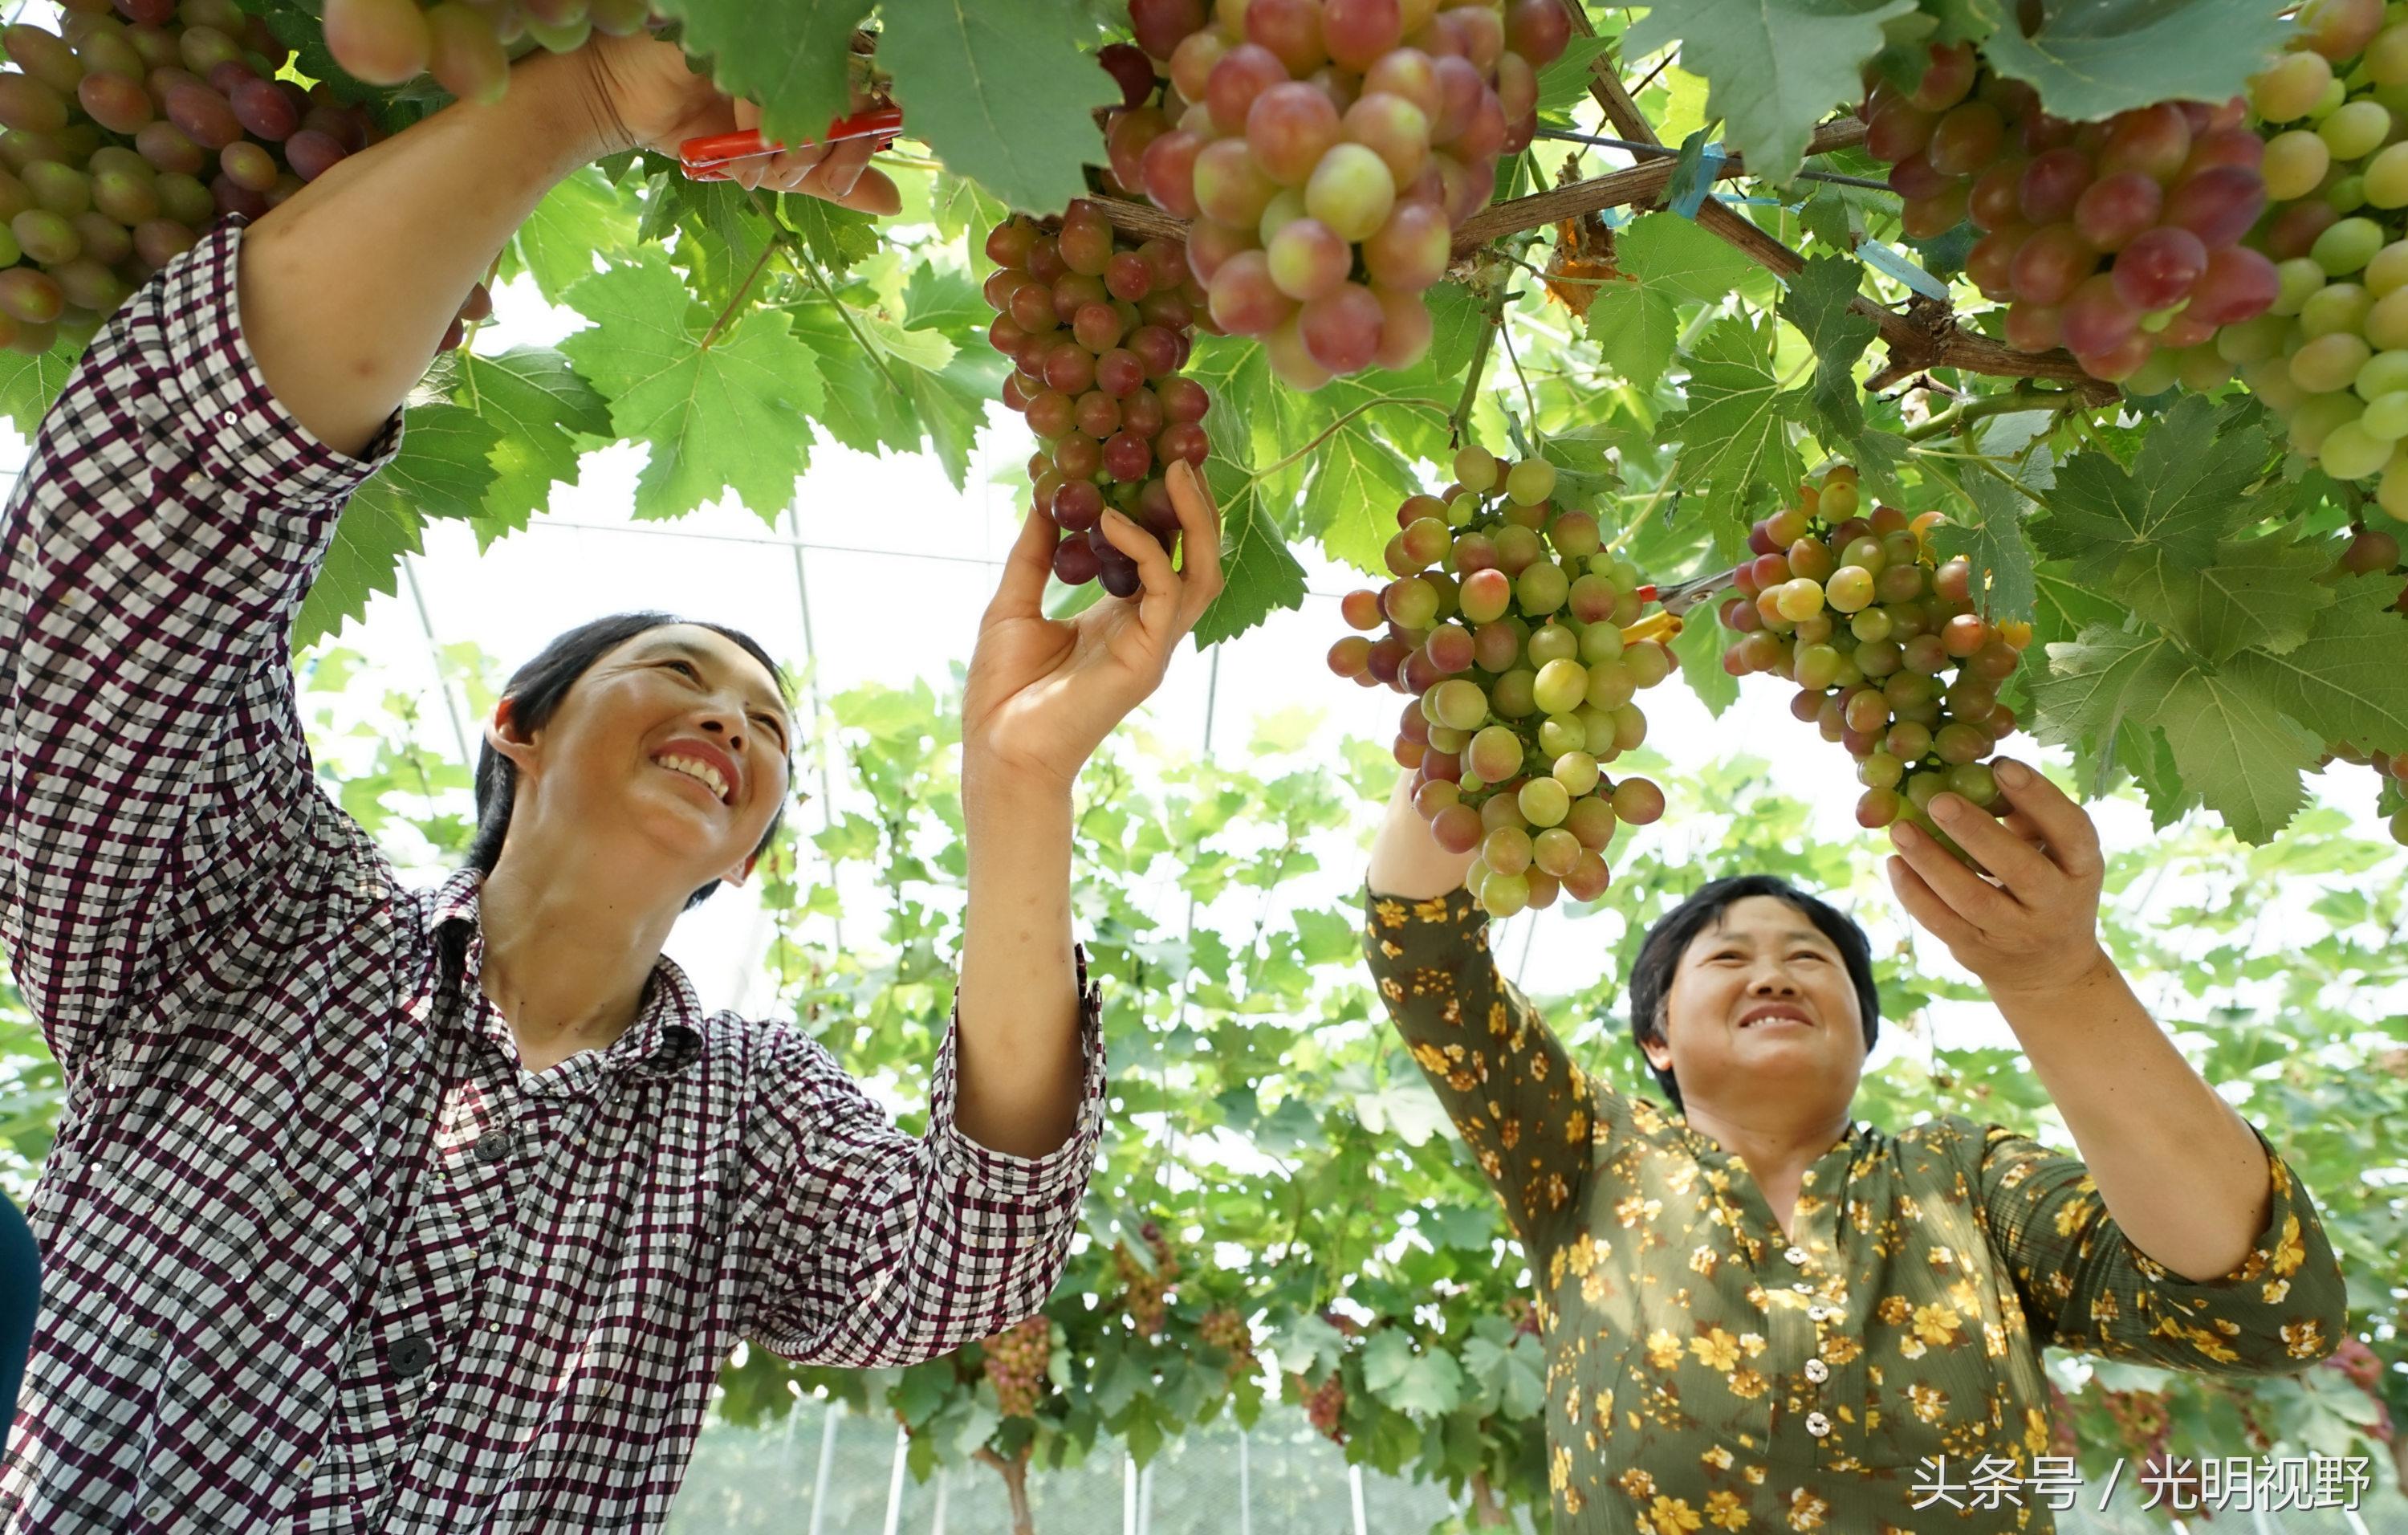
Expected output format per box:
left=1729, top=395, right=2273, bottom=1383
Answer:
left=1361, top=1330, right=1464, bottom=1417
left=901, top=259, right=990, bottom=340
left=1673, top=600, right=1740, bottom=717
left=1305, top=422, right=1419, bottom=574
left=561, top=250, right=824, bottom=523
left=779, top=193, right=882, bottom=275
left=1625, top=0, right=1917, bottom=185
left=1935, top=469, right=2040, bottom=623
left=2028, top=396, right=2266, bottom=579
left=507, top=166, right=639, bottom=306
left=0, top=340, right=74, bottom=435
left=881, top=0, right=1120, bottom=214
left=1582, top=214, right=1756, bottom=395
left=2149, top=661, right=2325, bottom=843
left=2222, top=578, right=2408, bottom=755
left=1978, top=0, right=2290, bottom=124
left=2028, top=625, right=2185, bottom=755
left=1658, top=317, right=1805, bottom=531
left=1194, top=456, right=1308, bottom=649
left=294, top=495, right=422, bottom=652
left=1776, top=253, right=1877, bottom=439
left=1537, top=35, right=1617, bottom=120
left=2120, top=535, right=2336, bottom=665
left=454, top=348, right=610, bottom=544
left=289, top=402, right=501, bottom=649
left=648, top=0, right=868, bottom=155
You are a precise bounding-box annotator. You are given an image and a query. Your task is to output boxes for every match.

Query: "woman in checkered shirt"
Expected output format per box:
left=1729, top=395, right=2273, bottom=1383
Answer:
left=0, top=32, right=1219, bottom=1535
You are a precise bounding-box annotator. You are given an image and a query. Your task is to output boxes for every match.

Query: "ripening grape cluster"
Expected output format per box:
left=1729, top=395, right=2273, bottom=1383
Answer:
left=980, top=1315, right=1053, bottom=1420
left=321, top=0, right=649, bottom=98
left=0, top=0, right=454, bottom=356
left=2227, top=0, right=2408, bottom=512
left=1198, top=1305, right=1256, bottom=1375
left=1330, top=442, right=1673, bottom=919
left=1117, top=0, right=1570, bottom=388
left=1864, top=42, right=2280, bottom=385
left=1300, top=1370, right=1346, bottom=1443
left=985, top=206, right=1213, bottom=596
left=1714, top=466, right=2032, bottom=844
left=2332, top=525, right=2408, bottom=845
left=1112, top=1224, right=1179, bottom=1338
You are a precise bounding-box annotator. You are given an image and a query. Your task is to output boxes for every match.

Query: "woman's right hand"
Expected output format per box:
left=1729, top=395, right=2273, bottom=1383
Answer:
left=567, top=31, right=901, bottom=212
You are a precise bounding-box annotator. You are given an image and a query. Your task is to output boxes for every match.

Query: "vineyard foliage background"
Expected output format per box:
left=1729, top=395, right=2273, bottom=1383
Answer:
left=0, top=0, right=2403, bottom=1525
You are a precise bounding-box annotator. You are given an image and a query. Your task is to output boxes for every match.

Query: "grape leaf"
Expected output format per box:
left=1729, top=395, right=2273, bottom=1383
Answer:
left=1582, top=214, right=1757, bottom=395
left=1625, top=0, right=1917, bottom=185
left=507, top=167, right=638, bottom=306
left=2222, top=580, right=2408, bottom=756
left=561, top=250, right=824, bottom=523
left=931, top=173, right=1011, bottom=249
left=454, top=348, right=610, bottom=544
left=1776, top=253, right=1876, bottom=439
left=1306, top=423, right=1418, bottom=574
left=2117, top=535, right=2334, bottom=665
left=1672, top=601, right=1740, bottom=718
left=880, top=0, right=1120, bottom=214
left=1978, top=0, right=2290, bottom=125
left=1537, top=35, right=1617, bottom=120
left=901, top=260, right=990, bottom=341
left=647, top=0, right=867, bottom=156
left=779, top=193, right=881, bottom=275
left=294, top=495, right=423, bottom=651
left=2148, top=661, right=2325, bottom=843
left=2028, top=397, right=2266, bottom=580
left=1194, top=457, right=1308, bottom=649
left=1361, top=1329, right=1463, bottom=1416
left=1935, top=470, right=2040, bottom=623
left=1657, top=317, right=1805, bottom=531
left=2028, top=625, right=2184, bottom=755
left=0, top=337, right=78, bottom=436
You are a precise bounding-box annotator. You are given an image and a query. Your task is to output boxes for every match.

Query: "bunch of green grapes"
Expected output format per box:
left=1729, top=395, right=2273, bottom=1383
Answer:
left=321, top=0, right=650, bottom=97
left=2226, top=0, right=2408, bottom=511
left=0, top=0, right=468, bottom=356
left=2332, top=524, right=2408, bottom=843
left=986, top=205, right=1212, bottom=597
left=979, top=1316, right=1053, bottom=1420
left=1119, top=0, right=1569, bottom=388
left=1715, top=466, right=2032, bottom=845
left=1861, top=41, right=2279, bottom=386
left=1329, top=442, right=1673, bottom=918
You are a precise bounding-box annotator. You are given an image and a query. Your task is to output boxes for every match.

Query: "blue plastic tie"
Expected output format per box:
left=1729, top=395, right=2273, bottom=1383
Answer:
left=1857, top=239, right=1951, bottom=302
left=1667, top=142, right=1726, bottom=218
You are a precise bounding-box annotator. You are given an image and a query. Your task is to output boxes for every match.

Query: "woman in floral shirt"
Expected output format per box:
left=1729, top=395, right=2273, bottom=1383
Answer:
left=1361, top=760, right=2349, bottom=1533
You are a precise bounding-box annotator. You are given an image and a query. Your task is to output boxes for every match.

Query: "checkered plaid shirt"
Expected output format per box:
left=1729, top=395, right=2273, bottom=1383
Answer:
left=0, top=222, right=1107, bottom=1533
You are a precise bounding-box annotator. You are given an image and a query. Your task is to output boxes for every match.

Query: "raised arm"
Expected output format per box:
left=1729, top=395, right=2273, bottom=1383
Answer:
left=1363, top=771, right=1599, bottom=1268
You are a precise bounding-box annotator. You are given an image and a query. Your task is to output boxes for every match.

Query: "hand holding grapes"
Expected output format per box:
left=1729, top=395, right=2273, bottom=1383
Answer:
left=568, top=31, right=900, bottom=211
left=1883, top=759, right=2113, bottom=998
left=961, top=460, right=1225, bottom=798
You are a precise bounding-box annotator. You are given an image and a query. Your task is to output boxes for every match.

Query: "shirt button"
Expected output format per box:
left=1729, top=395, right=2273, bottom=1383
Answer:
left=142, top=1501, right=167, bottom=1521
left=1804, top=1358, right=1830, bottom=1383
left=1805, top=1411, right=1832, bottom=1438
left=297, top=1456, right=315, bottom=1474
left=388, top=1335, right=435, bottom=1378
left=474, top=1131, right=514, bottom=1163
left=1784, top=1244, right=1808, bottom=1266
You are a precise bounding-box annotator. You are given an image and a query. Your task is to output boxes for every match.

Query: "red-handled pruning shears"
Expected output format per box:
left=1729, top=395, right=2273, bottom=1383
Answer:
left=678, top=104, right=905, bottom=181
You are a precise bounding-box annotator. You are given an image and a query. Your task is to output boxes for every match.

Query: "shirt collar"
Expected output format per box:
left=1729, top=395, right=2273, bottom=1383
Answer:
left=428, top=869, right=705, bottom=1079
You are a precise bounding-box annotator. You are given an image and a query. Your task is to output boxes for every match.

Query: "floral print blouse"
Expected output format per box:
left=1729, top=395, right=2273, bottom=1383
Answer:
left=1364, top=886, right=2349, bottom=1534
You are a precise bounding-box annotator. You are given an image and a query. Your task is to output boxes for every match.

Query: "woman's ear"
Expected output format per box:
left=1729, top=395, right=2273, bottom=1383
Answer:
left=484, top=696, right=538, bottom=778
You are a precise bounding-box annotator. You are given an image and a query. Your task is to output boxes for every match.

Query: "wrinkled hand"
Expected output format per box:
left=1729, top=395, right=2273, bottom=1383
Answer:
left=962, top=460, right=1226, bottom=798
left=571, top=31, right=901, bottom=212
left=1885, top=758, right=2113, bottom=996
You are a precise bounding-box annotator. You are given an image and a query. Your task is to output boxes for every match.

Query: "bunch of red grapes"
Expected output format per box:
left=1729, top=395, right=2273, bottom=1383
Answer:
left=1117, top=0, right=1570, bottom=388
left=1865, top=41, right=2280, bottom=386
left=1300, top=1370, right=1347, bottom=1443
left=1332, top=443, right=1673, bottom=918
left=985, top=205, right=1213, bottom=596
left=1112, top=1224, right=1180, bottom=1338
left=1198, top=1305, right=1257, bottom=1376
left=1716, top=466, right=2032, bottom=847
left=322, top=0, right=649, bottom=97
left=0, top=0, right=454, bottom=356
left=980, top=1315, right=1053, bottom=1420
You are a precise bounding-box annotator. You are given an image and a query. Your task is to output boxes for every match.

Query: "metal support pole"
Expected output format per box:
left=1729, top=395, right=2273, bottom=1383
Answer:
left=928, top=1468, right=948, bottom=1535
left=1237, top=1428, right=1253, bottom=1535
left=881, top=1425, right=909, bottom=1535
left=1122, top=1451, right=1138, bottom=1535
left=1349, top=1464, right=1369, bottom=1535
left=806, top=1401, right=843, bottom=1535
left=782, top=503, right=846, bottom=951
left=1136, top=1459, right=1155, bottom=1535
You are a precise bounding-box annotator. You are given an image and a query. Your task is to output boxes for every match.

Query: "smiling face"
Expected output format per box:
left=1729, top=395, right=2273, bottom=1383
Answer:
left=1640, top=894, right=1869, bottom=1114
left=485, top=623, right=795, bottom=902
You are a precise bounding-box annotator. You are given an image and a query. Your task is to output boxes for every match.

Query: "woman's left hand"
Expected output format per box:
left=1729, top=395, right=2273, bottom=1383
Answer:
left=1884, top=757, right=2113, bottom=995
left=960, top=461, right=1225, bottom=799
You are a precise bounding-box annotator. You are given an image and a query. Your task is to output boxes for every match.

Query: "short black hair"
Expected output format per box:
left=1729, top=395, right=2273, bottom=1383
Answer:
left=1626, top=874, right=1880, bottom=1112
left=466, top=613, right=794, bottom=911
